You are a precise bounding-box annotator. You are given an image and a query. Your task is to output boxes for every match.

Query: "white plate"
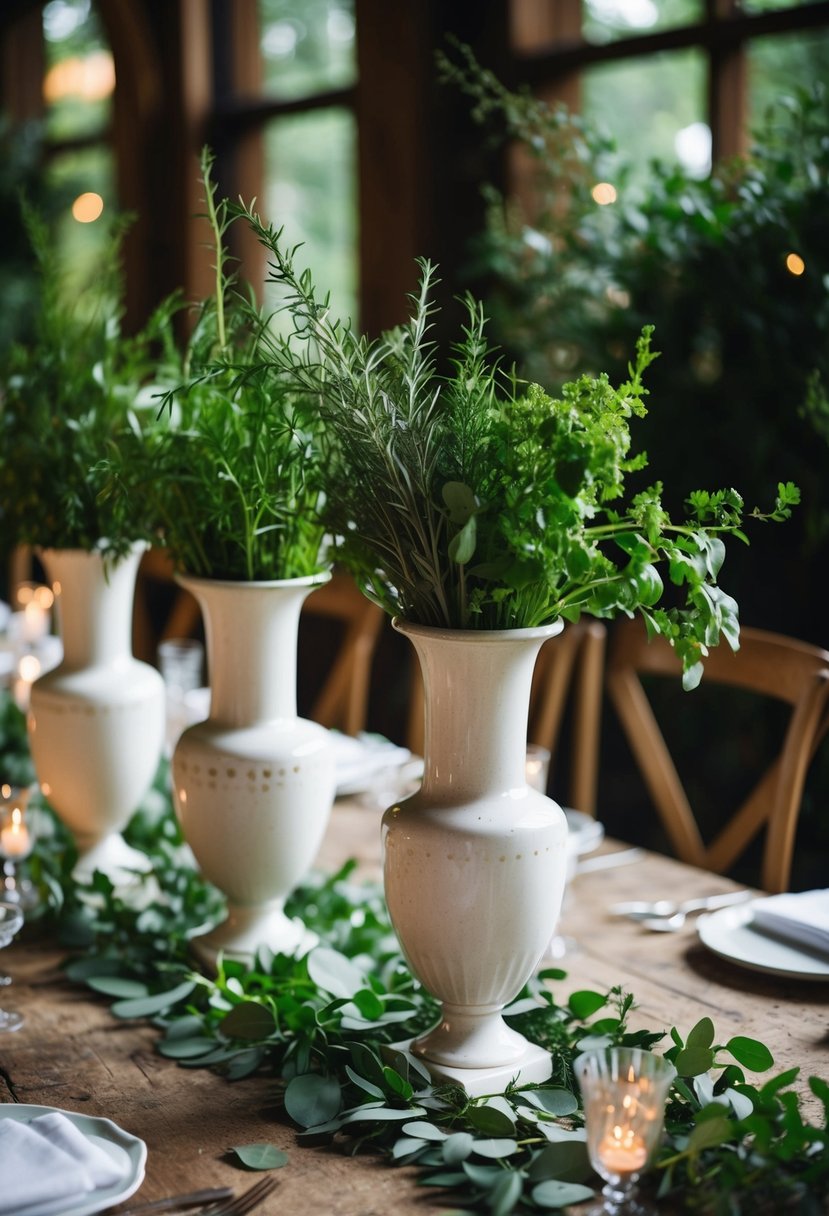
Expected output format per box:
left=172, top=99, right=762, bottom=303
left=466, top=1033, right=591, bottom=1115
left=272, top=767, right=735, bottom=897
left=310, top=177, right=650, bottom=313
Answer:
left=697, top=902, right=829, bottom=981
left=332, top=732, right=419, bottom=797
left=0, top=1104, right=147, bottom=1216
left=564, top=808, right=605, bottom=856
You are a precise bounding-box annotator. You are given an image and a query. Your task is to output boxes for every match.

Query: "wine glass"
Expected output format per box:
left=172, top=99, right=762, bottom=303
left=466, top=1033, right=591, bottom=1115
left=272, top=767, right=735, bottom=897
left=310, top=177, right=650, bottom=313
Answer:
left=576, top=1047, right=675, bottom=1213
left=0, top=902, right=24, bottom=1031
left=0, top=783, right=38, bottom=910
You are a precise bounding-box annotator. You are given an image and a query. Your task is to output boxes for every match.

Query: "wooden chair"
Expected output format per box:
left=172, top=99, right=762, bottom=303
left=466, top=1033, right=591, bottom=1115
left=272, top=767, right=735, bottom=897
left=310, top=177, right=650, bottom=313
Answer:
left=302, top=572, right=385, bottom=736
left=606, top=617, right=829, bottom=892
left=406, top=619, right=607, bottom=817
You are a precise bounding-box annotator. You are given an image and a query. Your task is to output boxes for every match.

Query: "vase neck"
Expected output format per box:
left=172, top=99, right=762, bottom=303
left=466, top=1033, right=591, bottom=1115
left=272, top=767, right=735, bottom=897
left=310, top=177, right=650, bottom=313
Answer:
left=182, top=577, right=323, bottom=728
left=41, top=547, right=143, bottom=669
left=402, top=623, right=562, bottom=801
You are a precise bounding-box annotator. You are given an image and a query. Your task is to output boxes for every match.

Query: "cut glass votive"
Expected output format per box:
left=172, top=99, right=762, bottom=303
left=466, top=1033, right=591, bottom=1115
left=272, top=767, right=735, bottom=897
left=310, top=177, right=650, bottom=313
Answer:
left=575, top=1046, right=675, bottom=1213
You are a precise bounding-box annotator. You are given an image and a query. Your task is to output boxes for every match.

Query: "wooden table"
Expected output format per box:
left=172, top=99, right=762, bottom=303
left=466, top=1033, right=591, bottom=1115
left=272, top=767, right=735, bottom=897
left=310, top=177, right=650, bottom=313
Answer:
left=2, top=799, right=828, bottom=1215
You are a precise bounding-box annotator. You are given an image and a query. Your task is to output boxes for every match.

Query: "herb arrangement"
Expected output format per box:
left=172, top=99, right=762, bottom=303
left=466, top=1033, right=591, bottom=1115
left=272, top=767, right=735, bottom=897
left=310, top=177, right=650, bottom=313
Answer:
left=6, top=696, right=823, bottom=1216
left=117, top=151, right=327, bottom=582
left=0, top=205, right=165, bottom=562
left=236, top=216, right=796, bottom=687
left=439, top=45, right=826, bottom=640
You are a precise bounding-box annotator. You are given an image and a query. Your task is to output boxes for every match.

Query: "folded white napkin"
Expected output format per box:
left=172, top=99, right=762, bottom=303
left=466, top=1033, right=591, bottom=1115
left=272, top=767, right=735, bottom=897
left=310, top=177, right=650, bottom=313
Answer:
left=0, top=1111, right=125, bottom=1214
left=751, top=889, right=829, bottom=956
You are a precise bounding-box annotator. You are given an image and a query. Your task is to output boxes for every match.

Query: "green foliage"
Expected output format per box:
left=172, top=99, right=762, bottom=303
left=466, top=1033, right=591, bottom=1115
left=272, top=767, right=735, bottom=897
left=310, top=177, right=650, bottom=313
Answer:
left=234, top=212, right=796, bottom=680
left=0, top=203, right=165, bottom=560
left=441, top=46, right=825, bottom=645
left=113, top=149, right=327, bottom=581
left=10, top=757, right=826, bottom=1214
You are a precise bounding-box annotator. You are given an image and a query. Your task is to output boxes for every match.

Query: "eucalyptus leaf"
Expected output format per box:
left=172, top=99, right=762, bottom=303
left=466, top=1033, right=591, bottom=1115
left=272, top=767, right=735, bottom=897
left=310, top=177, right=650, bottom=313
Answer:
left=85, top=976, right=149, bottom=999
left=443, top=1132, right=475, bottom=1164
left=306, top=947, right=366, bottom=999
left=466, top=1104, right=515, bottom=1137
left=157, top=1036, right=217, bottom=1059
left=531, top=1179, right=595, bottom=1208
left=489, top=1170, right=524, bottom=1216
left=230, top=1143, right=289, bottom=1170
left=522, top=1087, right=579, bottom=1117
left=221, top=1001, right=277, bottom=1041
left=402, top=1121, right=447, bottom=1142
left=470, top=1138, right=518, bottom=1159
left=111, top=979, right=197, bottom=1019
left=284, top=1074, right=342, bottom=1129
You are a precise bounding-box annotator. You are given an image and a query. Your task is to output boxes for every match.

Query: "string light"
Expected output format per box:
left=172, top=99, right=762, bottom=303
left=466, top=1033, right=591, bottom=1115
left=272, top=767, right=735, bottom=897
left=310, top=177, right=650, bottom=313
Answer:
left=72, top=192, right=104, bottom=223
left=592, top=182, right=618, bottom=205
left=785, top=253, right=805, bottom=276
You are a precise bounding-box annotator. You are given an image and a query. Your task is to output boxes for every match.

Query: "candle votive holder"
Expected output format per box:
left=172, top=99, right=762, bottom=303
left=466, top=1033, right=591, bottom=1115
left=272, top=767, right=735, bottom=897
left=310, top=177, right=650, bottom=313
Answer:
left=576, top=1046, right=675, bottom=1214
left=0, top=784, right=39, bottom=912
left=525, top=743, right=551, bottom=793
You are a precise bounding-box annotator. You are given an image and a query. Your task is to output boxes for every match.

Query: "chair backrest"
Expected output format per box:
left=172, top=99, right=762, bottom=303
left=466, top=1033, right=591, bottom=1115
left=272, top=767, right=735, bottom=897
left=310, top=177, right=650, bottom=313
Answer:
left=406, top=619, right=607, bottom=817
left=607, top=617, right=829, bottom=892
left=303, top=571, right=385, bottom=736
left=528, top=620, right=607, bottom=817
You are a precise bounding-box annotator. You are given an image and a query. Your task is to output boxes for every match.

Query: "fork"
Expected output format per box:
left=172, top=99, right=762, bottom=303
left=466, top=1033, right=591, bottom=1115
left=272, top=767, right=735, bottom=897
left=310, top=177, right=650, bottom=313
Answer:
left=201, top=1177, right=278, bottom=1216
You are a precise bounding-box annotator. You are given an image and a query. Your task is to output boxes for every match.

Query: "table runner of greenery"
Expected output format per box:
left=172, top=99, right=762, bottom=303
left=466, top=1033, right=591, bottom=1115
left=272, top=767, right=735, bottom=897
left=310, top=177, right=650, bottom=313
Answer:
left=3, top=691, right=827, bottom=1215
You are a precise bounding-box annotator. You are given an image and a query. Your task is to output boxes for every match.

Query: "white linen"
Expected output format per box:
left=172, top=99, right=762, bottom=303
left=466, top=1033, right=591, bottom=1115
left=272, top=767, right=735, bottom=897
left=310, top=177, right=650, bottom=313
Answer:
left=751, top=889, right=829, bottom=957
left=0, top=1112, right=125, bottom=1214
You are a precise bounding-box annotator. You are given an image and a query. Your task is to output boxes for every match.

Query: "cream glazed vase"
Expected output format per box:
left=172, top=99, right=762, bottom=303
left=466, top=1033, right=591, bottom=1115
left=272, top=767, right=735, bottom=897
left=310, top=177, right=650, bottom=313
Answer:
left=172, top=572, right=336, bottom=967
left=382, top=618, right=569, bottom=1096
left=28, top=544, right=165, bottom=882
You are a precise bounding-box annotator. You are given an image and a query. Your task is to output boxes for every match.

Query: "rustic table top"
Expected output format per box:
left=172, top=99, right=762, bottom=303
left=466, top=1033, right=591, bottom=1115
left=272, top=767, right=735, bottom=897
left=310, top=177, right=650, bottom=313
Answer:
left=2, top=798, right=828, bottom=1215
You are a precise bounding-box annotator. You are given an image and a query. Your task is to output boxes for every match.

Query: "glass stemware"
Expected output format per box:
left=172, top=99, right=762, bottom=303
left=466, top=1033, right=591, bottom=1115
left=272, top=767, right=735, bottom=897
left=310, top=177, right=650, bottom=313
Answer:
left=0, top=783, right=38, bottom=910
left=0, top=902, right=25, bottom=1031
left=576, top=1046, right=676, bottom=1214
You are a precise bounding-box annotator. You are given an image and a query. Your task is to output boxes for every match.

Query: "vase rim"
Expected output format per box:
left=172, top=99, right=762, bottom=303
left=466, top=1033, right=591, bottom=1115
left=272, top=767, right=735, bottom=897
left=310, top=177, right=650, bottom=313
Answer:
left=36, top=540, right=149, bottom=562
left=175, top=568, right=333, bottom=592
left=392, top=617, right=565, bottom=643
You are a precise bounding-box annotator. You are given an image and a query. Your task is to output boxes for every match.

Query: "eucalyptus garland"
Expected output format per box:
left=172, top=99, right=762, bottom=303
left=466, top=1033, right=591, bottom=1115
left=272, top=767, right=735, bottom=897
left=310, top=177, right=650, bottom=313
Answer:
left=4, top=723, right=820, bottom=1216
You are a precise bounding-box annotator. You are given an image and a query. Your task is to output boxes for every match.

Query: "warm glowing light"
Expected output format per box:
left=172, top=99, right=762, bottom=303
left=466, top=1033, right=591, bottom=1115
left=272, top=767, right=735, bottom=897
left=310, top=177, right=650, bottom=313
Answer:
left=592, top=182, right=618, bottom=205
left=18, top=654, right=42, bottom=683
left=786, top=252, right=805, bottom=276
left=43, top=50, right=115, bottom=103
left=1, top=784, right=10, bottom=800
left=72, top=192, right=105, bottom=223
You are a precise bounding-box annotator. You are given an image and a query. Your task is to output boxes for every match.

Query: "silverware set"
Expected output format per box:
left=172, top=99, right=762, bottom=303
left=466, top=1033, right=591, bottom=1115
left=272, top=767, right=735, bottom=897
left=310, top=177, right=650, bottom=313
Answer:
left=117, top=1176, right=278, bottom=1216
left=611, top=889, right=754, bottom=932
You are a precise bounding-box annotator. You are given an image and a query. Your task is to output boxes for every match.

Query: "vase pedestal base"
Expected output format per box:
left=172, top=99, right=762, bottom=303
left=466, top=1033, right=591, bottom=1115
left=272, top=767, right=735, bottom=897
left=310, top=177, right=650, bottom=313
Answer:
left=384, top=1037, right=552, bottom=1097
left=189, top=902, right=318, bottom=970
left=72, top=834, right=153, bottom=887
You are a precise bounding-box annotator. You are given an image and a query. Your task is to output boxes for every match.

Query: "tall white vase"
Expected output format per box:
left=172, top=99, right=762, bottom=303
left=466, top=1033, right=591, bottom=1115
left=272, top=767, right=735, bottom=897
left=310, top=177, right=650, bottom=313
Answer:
left=382, top=619, right=569, bottom=1096
left=28, top=545, right=165, bottom=882
left=172, top=573, right=336, bottom=966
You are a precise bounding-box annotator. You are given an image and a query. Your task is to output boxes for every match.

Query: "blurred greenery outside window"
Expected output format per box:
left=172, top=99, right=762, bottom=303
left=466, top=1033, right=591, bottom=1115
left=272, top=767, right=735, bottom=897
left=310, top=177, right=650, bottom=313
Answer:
left=258, top=0, right=357, bottom=324
left=42, top=0, right=114, bottom=297
left=582, top=0, right=702, bottom=45
left=582, top=49, right=709, bottom=187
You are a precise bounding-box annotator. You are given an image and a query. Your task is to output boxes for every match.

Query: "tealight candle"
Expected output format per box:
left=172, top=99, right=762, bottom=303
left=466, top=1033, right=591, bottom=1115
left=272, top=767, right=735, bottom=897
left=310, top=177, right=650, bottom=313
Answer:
left=0, top=808, right=31, bottom=860
left=596, top=1126, right=649, bottom=1174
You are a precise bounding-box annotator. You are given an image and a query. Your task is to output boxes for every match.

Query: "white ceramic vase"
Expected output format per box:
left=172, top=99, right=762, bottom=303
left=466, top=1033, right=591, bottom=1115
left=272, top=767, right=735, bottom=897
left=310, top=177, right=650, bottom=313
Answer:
left=171, top=573, right=336, bottom=966
left=28, top=545, right=165, bottom=882
left=382, top=619, right=569, bottom=1095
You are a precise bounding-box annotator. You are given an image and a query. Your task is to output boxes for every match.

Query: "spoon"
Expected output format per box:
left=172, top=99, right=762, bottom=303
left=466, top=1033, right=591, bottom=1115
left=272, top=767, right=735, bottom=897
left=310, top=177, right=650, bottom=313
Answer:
left=610, top=889, right=753, bottom=923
